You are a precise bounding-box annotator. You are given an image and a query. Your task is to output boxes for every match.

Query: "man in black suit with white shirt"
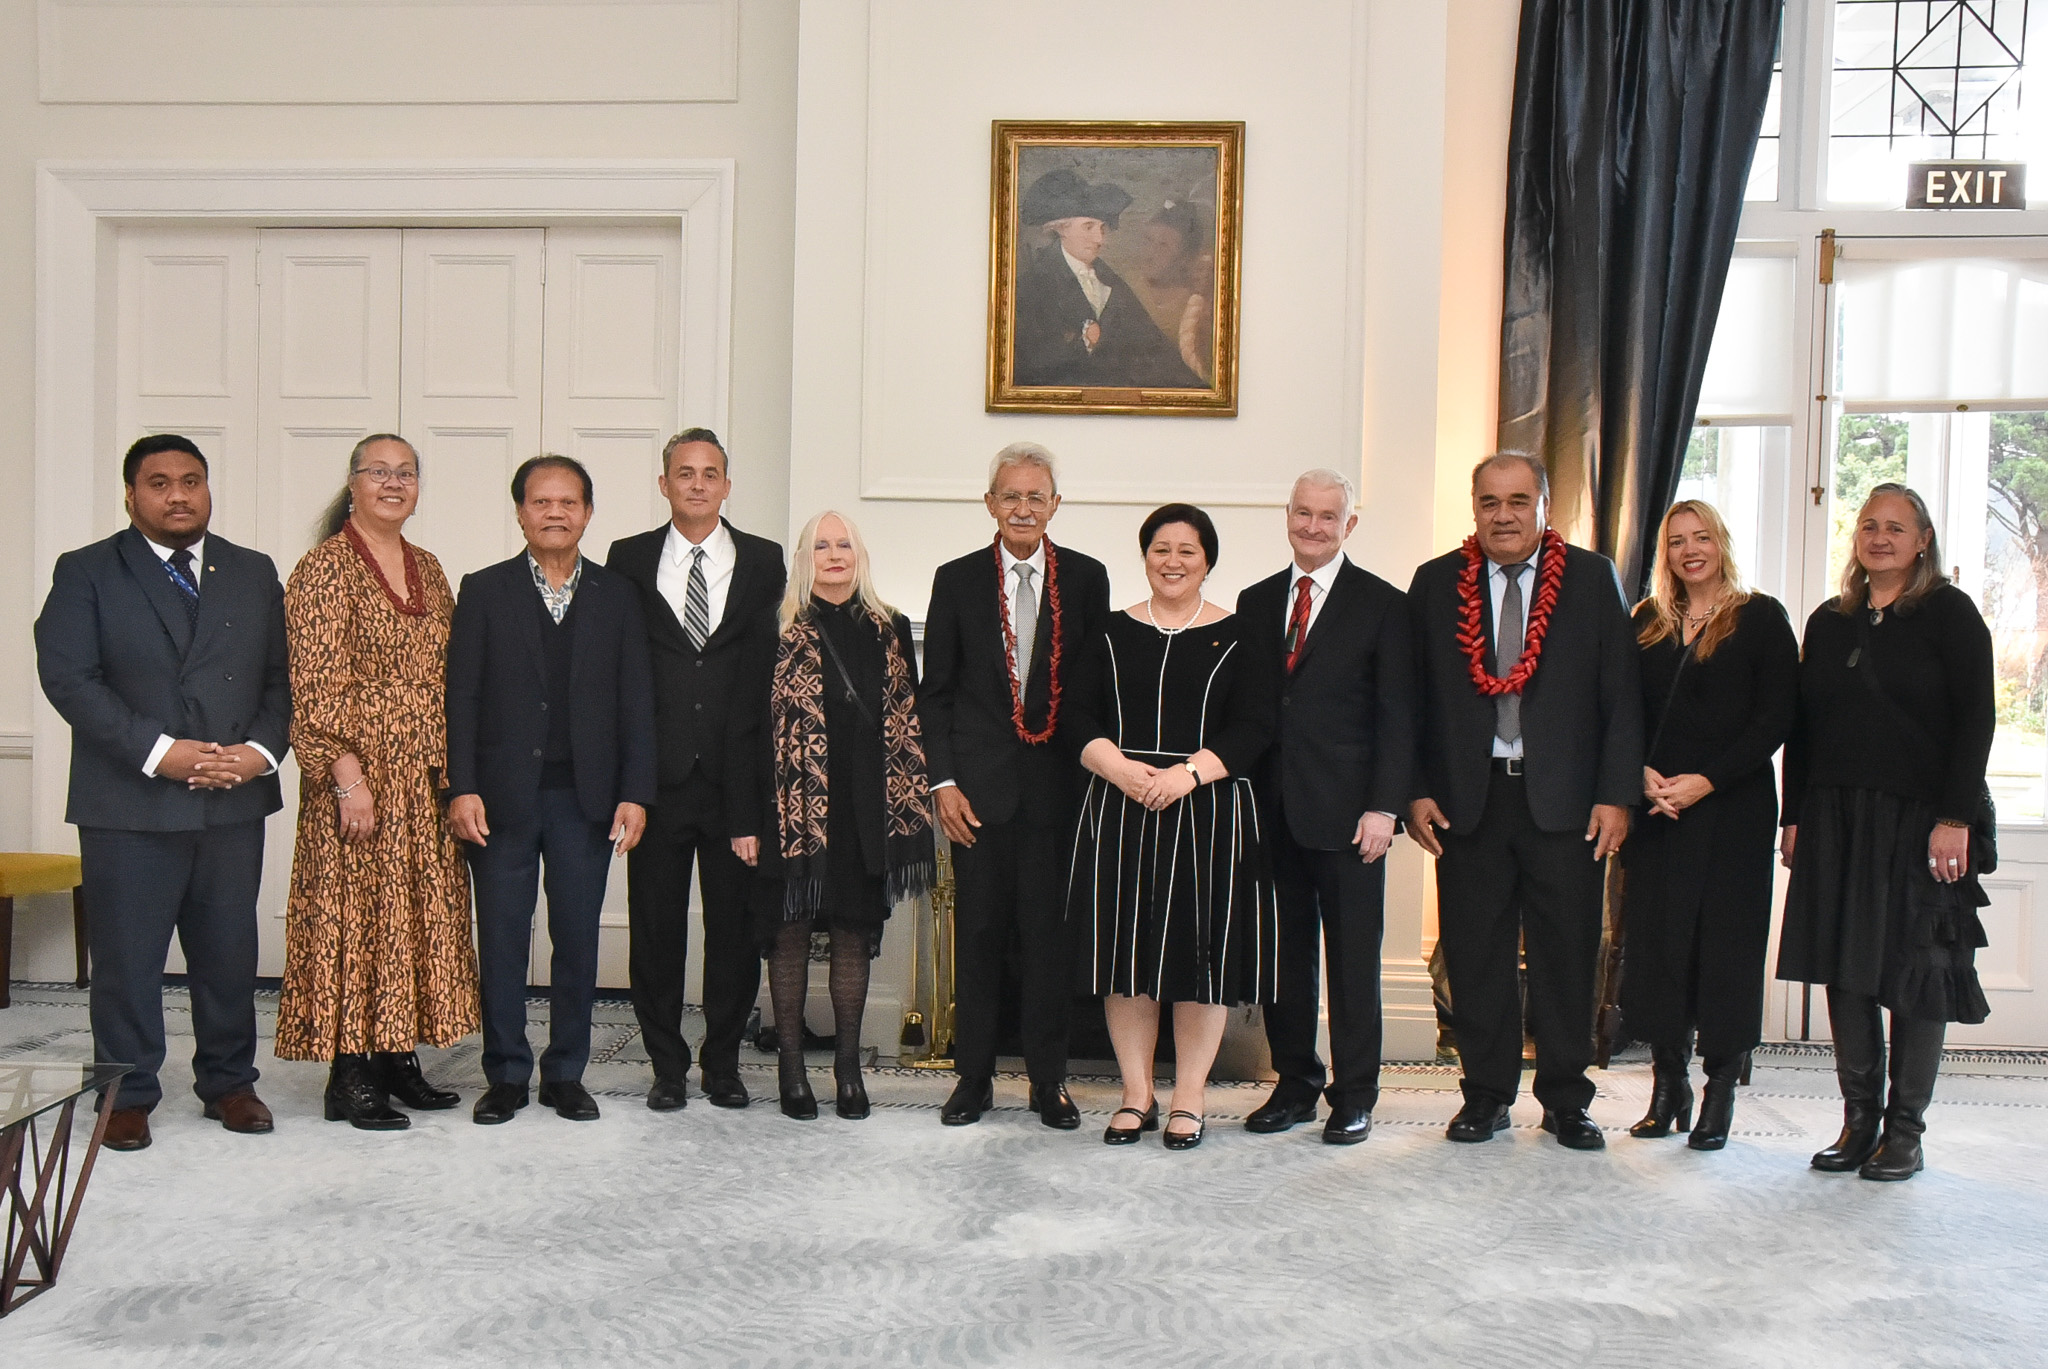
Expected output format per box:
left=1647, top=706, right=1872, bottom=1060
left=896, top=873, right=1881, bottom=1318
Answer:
left=1406, top=452, right=1642, bottom=1150
left=35, top=434, right=291, bottom=1151
left=607, top=430, right=786, bottom=1113
left=1238, top=469, right=1414, bottom=1145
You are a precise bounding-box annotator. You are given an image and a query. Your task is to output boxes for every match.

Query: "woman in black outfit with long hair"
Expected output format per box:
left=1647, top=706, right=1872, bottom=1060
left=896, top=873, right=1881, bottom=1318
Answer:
left=1779, top=483, right=1995, bottom=1182
left=1623, top=500, right=1798, bottom=1150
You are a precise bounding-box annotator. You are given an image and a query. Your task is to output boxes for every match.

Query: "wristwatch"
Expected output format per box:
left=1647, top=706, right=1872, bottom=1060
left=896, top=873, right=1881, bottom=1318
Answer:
left=1183, top=760, right=1203, bottom=785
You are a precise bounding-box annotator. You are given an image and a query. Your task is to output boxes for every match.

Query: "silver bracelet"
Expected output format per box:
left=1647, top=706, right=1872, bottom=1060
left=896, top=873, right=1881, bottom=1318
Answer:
left=333, top=777, right=364, bottom=800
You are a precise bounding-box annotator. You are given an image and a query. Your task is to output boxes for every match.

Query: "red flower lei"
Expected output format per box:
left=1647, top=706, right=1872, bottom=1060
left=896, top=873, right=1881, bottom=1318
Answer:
left=1456, top=528, right=1567, bottom=695
left=993, top=535, right=1063, bottom=745
left=342, top=519, right=427, bottom=617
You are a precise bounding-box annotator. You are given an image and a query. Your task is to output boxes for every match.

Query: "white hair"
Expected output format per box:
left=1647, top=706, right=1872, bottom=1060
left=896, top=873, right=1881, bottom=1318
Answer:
left=779, top=510, right=896, bottom=635
left=987, top=442, right=1059, bottom=496
left=1290, top=467, right=1357, bottom=512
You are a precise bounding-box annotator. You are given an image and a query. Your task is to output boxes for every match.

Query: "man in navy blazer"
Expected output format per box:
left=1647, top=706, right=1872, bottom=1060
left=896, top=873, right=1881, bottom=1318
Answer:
left=35, top=434, right=291, bottom=1151
left=446, top=455, right=657, bottom=1125
left=1237, top=469, right=1414, bottom=1146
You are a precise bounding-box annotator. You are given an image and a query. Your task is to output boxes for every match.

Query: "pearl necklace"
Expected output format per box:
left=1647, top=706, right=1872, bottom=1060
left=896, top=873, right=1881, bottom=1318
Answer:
left=1145, top=591, right=1206, bottom=635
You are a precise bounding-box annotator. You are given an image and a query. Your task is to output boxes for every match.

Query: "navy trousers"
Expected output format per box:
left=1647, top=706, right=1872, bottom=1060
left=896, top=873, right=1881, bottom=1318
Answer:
left=77, top=821, right=263, bottom=1112
left=467, top=787, right=614, bottom=1086
left=1263, top=821, right=1388, bottom=1112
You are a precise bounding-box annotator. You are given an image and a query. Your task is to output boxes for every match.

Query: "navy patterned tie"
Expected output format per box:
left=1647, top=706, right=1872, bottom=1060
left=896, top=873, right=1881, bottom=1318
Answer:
left=166, top=548, right=200, bottom=632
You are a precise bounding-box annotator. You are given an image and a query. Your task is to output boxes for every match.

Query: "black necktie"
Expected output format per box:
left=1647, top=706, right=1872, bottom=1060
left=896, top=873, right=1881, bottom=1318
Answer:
left=166, top=549, right=200, bottom=631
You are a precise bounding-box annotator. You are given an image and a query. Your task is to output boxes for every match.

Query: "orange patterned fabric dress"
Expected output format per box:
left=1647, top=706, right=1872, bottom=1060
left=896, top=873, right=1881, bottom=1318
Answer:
left=275, top=530, right=479, bottom=1059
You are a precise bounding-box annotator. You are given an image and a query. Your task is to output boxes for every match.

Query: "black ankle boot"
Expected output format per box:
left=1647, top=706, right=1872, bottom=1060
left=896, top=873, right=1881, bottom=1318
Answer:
left=374, top=1051, right=460, bottom=1110
left=1861, top=1016, right=1943, bottom=1181
left=778, top=1056, right=818, bottom=1121
left=1813, top=989, right=1885, bottom=1172
left=1629, top=1043, right=1694, bottom=1138
left=1688, top=1053, right=1746, bottom=1151
left=324, top=1054, right=409, bottom=1131
left=835, top=1067, right=870, bottom=1121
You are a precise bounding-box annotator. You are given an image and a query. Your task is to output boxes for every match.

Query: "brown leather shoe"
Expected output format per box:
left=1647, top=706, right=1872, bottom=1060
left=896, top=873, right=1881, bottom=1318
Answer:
left=102, top=1107, right=152, bottom=1151
left=203, top=1090, right=275, bottom=1134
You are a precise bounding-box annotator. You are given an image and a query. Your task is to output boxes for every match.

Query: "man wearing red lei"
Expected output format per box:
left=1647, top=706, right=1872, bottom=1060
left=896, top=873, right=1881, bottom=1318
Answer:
left=918, top=443, right=1112, bottom=1128
left=1405, top=452, right=1643, bottom=1151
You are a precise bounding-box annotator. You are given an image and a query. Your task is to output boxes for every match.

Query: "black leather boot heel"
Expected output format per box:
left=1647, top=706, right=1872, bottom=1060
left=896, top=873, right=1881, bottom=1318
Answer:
left=1629, top=1043, right=1694, bottom=1138
left=374, top=1051, right=460, bottom=1110
left=1688, top=1053, right=1745, bottom=1151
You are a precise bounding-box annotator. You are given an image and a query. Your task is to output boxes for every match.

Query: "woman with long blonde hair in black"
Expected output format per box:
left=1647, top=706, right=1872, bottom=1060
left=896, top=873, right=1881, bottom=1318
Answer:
left=1622, top=499, right=1798, bottom=1149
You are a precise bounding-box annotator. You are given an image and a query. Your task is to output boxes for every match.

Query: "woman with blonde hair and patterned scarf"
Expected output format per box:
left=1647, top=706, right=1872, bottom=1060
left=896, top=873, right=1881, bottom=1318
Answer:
left=751, top=510, right=933, bottom=1121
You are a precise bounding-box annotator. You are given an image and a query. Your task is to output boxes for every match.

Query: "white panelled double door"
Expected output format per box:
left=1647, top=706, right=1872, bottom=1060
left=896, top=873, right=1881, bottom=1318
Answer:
left=116, top=223, right=685, bottom=988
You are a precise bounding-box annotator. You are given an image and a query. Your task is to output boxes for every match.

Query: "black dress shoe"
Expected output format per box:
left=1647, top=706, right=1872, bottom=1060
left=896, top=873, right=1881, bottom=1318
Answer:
left=780, top=1075, right=819, bottom=1121
left=1322, top=1102, right=1373, bottom=1145
left=646, top=1078, right=689, bottom=1112
left=941, top=1077, right=994, bottom=1126
left=1103, top=1101, right=1158, bottom=1145
left=836, top=1076, right=870, bottom=1120
left=1245, top=1091, right=1319, bottom=1134
left=1162, top=1110, right=1206, bottom=1150
left=1446, top=1100, right=1512, bottom=1142
left=472, top=1082, right=529, bottom=1125
left=1028, top=1083, right=1081, bottom=1130
left=703, top=1073, right=750, bottom=1109
left=1542, top=1106, right=1607, bottom=1150
left=538, top=1079, right=600, bottom=1121
left=373, top=1051, right=460, bottom=1110
left=325, top=1055, right=410, bottom=1131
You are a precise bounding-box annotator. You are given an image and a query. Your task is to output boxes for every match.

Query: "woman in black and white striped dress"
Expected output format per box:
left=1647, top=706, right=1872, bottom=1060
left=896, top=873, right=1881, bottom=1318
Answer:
left=1068, top=503, right=1280, bottom=1150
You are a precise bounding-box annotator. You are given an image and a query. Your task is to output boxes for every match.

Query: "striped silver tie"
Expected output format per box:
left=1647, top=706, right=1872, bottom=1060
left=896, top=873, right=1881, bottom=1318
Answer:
left=684, top=546, right=710, bottom=650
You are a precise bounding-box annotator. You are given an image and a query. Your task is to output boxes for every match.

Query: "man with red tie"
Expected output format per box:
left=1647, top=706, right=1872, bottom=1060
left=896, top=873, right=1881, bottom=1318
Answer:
left=1235, top=469, right=1414, bottom=1144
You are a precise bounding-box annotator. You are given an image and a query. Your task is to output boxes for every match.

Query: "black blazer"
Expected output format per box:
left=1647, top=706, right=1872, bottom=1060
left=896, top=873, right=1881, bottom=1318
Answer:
left=918, top=542, right=1112, bottom=827
left=1011, top=245, right=1202, bottom=390
left=36, top=526, right=292, bottom=832
left=444, top=554, right=657, bottom=828
left=1408, top=540, right=1644, bottom=835
left=606, top=518, right=787, bottom=827
left=1237, top=558, right=1414, bottom=850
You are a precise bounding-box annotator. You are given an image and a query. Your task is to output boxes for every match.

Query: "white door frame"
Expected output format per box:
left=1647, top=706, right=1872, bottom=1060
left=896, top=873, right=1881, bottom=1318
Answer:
left=31, top=160, right=734, bottom=852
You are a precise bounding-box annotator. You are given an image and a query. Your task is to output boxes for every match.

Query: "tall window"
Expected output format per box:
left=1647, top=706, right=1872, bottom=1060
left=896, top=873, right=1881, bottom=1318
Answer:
left=1829, top=1, right=2043, bottom=203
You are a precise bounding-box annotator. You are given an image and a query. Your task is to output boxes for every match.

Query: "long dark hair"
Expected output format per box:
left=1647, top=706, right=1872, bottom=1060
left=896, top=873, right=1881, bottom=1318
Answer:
left=318, top=434, right=418, bottom=542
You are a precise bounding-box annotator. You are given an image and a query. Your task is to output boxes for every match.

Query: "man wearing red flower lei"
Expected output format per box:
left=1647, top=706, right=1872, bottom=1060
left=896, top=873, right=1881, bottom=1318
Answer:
left=1406, top=452, right=1643, bottom=1150
left=919, top=443, right=1112, bottom=1128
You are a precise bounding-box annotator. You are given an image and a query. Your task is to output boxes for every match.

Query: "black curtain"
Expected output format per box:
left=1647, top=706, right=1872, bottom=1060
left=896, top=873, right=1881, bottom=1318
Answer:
left=1497, top=0, right=1781, bottom=597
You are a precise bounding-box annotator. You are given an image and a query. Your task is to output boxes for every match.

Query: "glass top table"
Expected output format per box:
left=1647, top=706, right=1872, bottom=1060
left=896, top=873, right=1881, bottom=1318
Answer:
left=0, top=1061, right=130, bottom=1133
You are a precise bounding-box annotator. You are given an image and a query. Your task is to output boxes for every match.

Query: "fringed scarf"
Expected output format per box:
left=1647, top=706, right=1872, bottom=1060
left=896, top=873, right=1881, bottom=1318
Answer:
left=771, top=606, right=935, bottom=918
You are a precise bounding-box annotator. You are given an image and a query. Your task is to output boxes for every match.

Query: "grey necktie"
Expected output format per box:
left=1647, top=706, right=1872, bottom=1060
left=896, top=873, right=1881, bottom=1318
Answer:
left=684, top=546, right=710, bottom=650
left=1012, top=564, right=1037, bottom=685
left=1495, top=560, right=1530, bottom=744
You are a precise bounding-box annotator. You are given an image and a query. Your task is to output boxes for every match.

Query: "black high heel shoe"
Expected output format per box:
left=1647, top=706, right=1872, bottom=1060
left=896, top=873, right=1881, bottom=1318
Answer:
left=374, top=1051, right=460, bottom=1110
left=323, top=1054, right=409, bottom=1131
left=1629, top=1044, right=1693, bottom=1139
left=835, top=1073, right=870, bottom=1120
left=1102, top=1100, right=1159, bottom=1145
left=1162, top=1109, right=1206, bottom=1151
left=778, top=1059, right=818, bottom=1121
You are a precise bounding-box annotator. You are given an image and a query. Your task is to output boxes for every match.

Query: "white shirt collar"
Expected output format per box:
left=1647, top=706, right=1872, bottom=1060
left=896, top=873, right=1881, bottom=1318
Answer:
left=664, top=518, right=734, bottom=567
left=142, top=533, right=205, bottom=568
left=1061, top=246, right=1101, bottom=280
left=1488, top=541, right=1543, bottom=577
left=999, top=540, right=1047, bottom=579
left=1291, top=551, right=1346, bottom=593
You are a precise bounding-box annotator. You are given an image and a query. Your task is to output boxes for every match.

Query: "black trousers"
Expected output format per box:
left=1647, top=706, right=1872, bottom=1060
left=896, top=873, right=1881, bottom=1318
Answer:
left=1435, top=769, right=1604, bottom=1112
left=1264, top=821, right=1386, bottom=1111
left=468, top=786, right=613, bottom=1086
left=952, top=817, right=1071, bottom=1088
left=77, top=821, right=263, bottom=1112
left=627, top=773, right=757, bottom=1081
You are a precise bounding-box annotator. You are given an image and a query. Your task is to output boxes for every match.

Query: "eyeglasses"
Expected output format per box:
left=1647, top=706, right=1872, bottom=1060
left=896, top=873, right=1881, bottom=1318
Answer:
left=354, top=466, right=419, bottom=486
left=993, top=492, right=1052, bottom=511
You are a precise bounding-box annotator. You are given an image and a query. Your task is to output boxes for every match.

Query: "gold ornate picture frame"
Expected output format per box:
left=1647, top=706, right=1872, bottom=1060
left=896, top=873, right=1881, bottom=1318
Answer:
left=987, top=120, right=1244, bottom=417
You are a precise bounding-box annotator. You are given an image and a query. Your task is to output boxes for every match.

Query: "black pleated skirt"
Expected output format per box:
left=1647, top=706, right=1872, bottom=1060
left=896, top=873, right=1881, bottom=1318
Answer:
left=1776, top=785, right=1989, bottom=1024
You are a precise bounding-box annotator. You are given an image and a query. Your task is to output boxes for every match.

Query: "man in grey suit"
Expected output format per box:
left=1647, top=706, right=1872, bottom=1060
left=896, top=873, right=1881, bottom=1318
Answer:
left=35, top=434, right=292, bottom=1151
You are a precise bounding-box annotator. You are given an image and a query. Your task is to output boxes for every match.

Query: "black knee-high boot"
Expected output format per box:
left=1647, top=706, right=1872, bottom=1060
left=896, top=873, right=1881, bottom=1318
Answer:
left=1861, top=1014, right=1944, bottom=1181
left=769, top=923, right=817, bottom=1120
left=1812, top=987, right=1885, bottom=1172
left=1629, top=1039, right=1694, bottom=1138
left=1688, top=1052, right=1747, bottom=1151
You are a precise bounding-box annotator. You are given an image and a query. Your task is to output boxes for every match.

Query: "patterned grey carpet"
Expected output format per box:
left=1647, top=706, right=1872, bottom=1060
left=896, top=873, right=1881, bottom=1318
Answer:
left=4, top=984, right=2047, bottom=1367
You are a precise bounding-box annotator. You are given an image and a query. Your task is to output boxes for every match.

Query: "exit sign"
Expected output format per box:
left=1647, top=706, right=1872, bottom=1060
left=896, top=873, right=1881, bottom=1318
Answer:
left=1907, top=161, right=2027, bottom=209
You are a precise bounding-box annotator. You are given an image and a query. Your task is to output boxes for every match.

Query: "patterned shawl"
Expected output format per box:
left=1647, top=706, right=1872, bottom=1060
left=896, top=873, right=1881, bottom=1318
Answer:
left=771, top=607, right=935, bottom=917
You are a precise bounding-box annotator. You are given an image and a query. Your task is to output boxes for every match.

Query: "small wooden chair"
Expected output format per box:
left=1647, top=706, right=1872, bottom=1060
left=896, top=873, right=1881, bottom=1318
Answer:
left=0, top=855, right=89, bottom=1009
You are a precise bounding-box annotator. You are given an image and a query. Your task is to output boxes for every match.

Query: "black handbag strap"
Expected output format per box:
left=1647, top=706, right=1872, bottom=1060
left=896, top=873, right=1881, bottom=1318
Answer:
left=814, top=611, right=880, bottom=732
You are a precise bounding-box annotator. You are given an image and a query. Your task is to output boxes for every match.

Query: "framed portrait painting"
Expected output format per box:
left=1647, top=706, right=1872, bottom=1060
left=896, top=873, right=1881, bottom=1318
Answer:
left=987, top=120, right=1244, bottom=417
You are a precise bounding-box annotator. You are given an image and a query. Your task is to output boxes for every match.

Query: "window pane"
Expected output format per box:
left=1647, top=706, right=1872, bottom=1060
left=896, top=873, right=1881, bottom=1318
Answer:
left=1676, top=425, right=1786, bottom=586
left=1827, top=0, right=2044, bottom=205
left=1699, top=255, right=1798, bottom=416
left=1836, top=257, right=2048, bottom=402
left=1746, top=49, right=1784, bottom=201
left=1986, top=410, right=2048, bottom=821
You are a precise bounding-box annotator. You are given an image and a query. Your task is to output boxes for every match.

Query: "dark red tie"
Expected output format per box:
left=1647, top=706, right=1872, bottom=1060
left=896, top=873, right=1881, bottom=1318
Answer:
left=1285, top=575, right=1313, bottom=673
